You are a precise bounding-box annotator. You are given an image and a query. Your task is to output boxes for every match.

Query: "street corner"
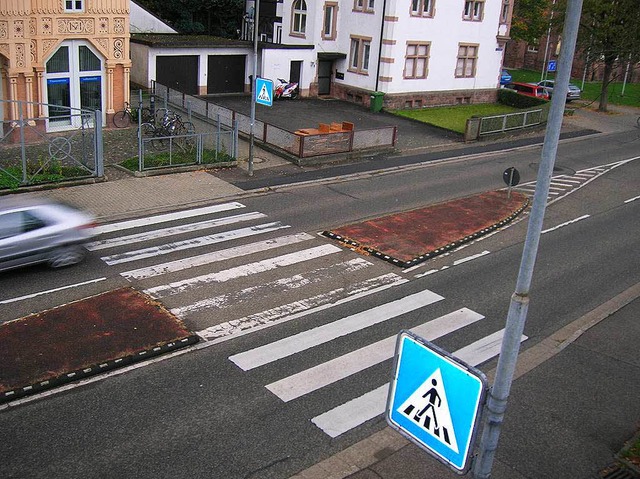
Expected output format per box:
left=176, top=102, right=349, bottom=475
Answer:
left=0, top=287, right=198, bottom=404
left=322, top=190, right=529, bottom=268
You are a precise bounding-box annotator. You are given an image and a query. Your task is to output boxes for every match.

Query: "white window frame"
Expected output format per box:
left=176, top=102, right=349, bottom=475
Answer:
left=411, top=0, right=434, bottom=17
left=349, top=36, right=372, bottom=74
left=404, top=42, right=430, bottom=79
left=354, top=0, right=375, bottom=13
left=463, top=0, right=484, bottom=21
left=291, top=0, right=307, bottom=36
left=322, top=2, right=338, bottom=40
left=455, top=43, right=478, bottom=78
left=64, top=0, right=84, bottom=12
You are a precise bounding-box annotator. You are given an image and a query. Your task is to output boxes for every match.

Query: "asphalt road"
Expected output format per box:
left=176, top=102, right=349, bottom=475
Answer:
left=0, top=134, right=638, bottom=478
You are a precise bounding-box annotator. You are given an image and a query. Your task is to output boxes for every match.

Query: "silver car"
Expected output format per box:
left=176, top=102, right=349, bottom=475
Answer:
left=536, top=80, right=582, bottom=101
left=0, top=198, right=97, bottom=272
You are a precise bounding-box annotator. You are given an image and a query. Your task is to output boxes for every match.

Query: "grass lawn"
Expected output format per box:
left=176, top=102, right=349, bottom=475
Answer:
left=392, top=104, right=522, bottom=134
left=508, top=68, right=640, bottom=108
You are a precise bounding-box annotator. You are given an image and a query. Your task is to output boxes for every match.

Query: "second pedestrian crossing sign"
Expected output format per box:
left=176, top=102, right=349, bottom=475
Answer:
left=386, top=330, right=488, bottom=473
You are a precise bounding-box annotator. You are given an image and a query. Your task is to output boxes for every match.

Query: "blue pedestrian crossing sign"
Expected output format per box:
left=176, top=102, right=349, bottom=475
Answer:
left=255, top=78, right=273, bottom=107
left=386, top=330, right=487, bottom=473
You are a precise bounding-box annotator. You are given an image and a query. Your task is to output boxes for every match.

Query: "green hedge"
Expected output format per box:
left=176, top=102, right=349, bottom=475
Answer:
left=498, top=88, right=548, bottom=108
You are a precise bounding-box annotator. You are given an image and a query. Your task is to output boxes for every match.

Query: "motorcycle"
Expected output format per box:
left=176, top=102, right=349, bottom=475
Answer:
left=274, top=78, right=299, bottom=100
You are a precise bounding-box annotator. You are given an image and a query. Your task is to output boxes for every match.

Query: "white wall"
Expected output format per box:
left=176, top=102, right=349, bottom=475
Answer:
left=130, top=1, right=177, bottom=34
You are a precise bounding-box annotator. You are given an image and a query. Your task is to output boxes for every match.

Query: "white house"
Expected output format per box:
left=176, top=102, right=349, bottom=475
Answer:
left=248, top=0, right=513, bottom=108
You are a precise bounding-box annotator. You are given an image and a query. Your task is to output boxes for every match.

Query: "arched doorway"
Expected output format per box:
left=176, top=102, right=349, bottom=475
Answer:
left=43, top=40, right=105, bottom=130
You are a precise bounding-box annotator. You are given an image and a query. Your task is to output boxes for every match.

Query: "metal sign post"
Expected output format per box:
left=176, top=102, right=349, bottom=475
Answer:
left=472, top=1, right=584, bottom=477
left=248, top=0, right=260, bottom=177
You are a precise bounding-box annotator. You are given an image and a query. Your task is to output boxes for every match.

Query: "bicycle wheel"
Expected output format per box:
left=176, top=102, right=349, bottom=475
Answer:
left=139, top=107, right=153, bottom=124
left=113, top=110, right=130, bottom=128
left=179, top=122, right=196, bottom=153
left=137, top=122, right=155, bottom=138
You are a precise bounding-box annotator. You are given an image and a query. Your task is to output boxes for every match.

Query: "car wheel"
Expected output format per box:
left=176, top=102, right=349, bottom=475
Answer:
left=48, top=245, right=85, bottom=268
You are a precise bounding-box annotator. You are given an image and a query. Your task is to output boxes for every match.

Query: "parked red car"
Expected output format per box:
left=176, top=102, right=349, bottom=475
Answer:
left=504, top=82, right=550, bottom=100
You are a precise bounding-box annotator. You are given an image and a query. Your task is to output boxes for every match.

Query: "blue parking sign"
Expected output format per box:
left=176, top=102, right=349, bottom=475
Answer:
left=548, top=60, right=557, bottom=72
left=386, top=331, right=487, bottom=473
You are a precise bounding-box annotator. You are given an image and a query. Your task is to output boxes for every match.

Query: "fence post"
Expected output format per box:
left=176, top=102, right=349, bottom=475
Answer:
left=94, top=110, right=104, bottom=177
left=216, top=114, right=221, bottom=155
left=19, top=102, right=27, bottom=184
left=233, top=120, right=239, bottom=160
left=187, top=100, right=192, bottom=121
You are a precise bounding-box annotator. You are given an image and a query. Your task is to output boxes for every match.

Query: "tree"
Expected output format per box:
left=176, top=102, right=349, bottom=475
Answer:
left=558, top=0, right=640, bottom=111
left=136, top=0, right=245, bottom=37
left=509, top=0, right=553, bottom=45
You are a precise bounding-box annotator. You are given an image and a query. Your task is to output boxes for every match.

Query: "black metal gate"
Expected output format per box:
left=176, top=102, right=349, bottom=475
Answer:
left=318, top=60, right=332, bottom=95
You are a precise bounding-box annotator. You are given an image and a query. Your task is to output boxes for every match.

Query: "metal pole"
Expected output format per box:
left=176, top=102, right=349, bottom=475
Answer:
left=540, top=0, right=557, bottom=83
left=472, top=1, right=583, bottom=477
left=248, top=0, right=260, bottom=177
left=95, top=109, right=104, bottom=177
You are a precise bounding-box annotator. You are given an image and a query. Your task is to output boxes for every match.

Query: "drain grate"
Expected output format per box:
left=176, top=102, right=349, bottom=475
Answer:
left=599, top=462, right=639, bottom=479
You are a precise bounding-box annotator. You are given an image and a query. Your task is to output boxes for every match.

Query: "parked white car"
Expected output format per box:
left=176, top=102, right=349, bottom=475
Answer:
left=0, top=198, right=97, bottom=272
left=536, top=80, right=582, bottom=101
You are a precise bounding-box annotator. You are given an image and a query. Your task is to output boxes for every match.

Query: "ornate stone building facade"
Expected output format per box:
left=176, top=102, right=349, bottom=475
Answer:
left=0, top=0, right=131, bottom=128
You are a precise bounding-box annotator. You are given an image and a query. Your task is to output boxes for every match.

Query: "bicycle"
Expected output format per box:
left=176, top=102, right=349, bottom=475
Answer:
left=113, top=102, right=153, bottom=128
left=138, top=110, right=196, bottom=152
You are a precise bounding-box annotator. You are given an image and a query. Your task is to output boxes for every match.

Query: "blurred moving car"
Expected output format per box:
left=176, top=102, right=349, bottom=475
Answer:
left=500, top=69, right=512, bottom=85
left=0, top=198, right=97, bottom=272
left=536, top=80, right=582, bottom=101
left=503, top=82, right=550, bottom=100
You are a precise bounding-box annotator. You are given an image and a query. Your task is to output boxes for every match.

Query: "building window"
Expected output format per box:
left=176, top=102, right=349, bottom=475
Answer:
left=411, top=0, right=434, bottom=17
left=455, top=44, right=478, bottom=78
left=404, top=43, right=430, bottom=79
left=463, top=0, right=484, bottom=21
left=354, top=0, right=374, bottom=13
left=349, top=36, right=371, bottom=74
left=500, top=0, right=510, bottom=23
left=64, top=0, right=84, bottom=12
left=322, top=2, right=338, bottom=40
left=292, top=0, right=307, bottom=35
left=527, top=43, right=539, bottom=53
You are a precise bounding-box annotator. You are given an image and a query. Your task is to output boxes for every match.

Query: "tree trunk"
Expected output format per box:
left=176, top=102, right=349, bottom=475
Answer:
left=598, top=57, right=615, bottom=112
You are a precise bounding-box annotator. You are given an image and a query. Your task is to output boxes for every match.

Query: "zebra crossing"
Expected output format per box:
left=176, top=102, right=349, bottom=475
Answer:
left=511, top=160, right=629, bottom=203
left=90, top=201, right=407, bottom=337
left=90, top=201, right=527, bottom=439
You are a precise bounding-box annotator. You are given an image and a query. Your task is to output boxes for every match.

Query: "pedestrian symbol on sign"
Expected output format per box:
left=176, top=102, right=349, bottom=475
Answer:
left=397, top=368, right=459, bottom=453
left=257, top=83, right=271, bottom=103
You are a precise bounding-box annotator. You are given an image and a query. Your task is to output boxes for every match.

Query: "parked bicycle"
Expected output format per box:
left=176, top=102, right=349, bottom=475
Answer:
left=113, top=102, right=153, bottom=128
left=138, top=110, right=196, bottom=152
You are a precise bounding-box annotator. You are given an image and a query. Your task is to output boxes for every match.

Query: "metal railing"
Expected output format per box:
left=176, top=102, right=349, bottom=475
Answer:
left=1, top=100, right=103, bottom=190
left=479, top=109, right=544, bottom=135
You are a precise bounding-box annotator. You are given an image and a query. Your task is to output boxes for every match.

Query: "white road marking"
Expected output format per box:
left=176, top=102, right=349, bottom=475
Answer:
left=101, top=222, right=290, bottom=265
left=197, top=273, right=408, bottom=342
left=0, top=277, right=107, bottom=305
left=624, top=195, right=640, bottom=204
left=311, top=330, right=527, bottom=438
left=453, top=251, right=490, bottom=266
left=229, top=288, right=444, bottom=371
left=266, top=308, right=484, bottom=402
left=121, top=233, right=314, bottom=280
left=145, top=244, right=342, bottom=299
left=172, top=257, right=372, bottom=318
left=87, top=212, right=266, bottom=251
left=541, top=214, right=590, bottom=234
left=95, top=202, right=245, bottom=234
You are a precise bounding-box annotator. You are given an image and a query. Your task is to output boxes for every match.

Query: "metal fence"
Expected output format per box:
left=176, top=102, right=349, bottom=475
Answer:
left=479, top=109, right=544, bottom=135
left=138, top=128, right=238, bottom=172
left=0, top=100, right=103, bottom=190
left=152, top=82, right=397, bottom=159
